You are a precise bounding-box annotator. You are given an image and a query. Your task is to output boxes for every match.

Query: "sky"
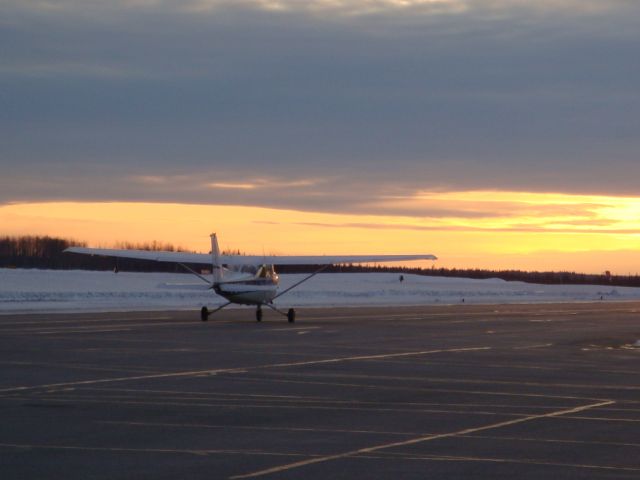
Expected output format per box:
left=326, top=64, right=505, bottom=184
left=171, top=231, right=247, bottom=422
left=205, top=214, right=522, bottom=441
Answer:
left=2, top=0, right=640, bottom=273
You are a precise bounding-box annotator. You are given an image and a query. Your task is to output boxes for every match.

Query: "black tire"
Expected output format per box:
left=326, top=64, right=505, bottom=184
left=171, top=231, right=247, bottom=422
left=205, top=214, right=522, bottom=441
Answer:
left=200, top=306, right=209, bottom=322
left=256, top=308, right=263, bottom=322
left=287, top=308, right=296, bottom=323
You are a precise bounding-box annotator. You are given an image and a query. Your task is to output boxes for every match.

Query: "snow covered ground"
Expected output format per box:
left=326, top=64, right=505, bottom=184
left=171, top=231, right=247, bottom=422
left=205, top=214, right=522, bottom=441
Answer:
left=1, top=268, right=638, bottom=313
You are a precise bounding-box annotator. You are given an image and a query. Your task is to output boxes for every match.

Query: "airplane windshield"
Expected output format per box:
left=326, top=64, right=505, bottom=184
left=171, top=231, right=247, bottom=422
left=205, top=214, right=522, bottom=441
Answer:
left=257, top=264, right=276, bottom=278
left=228, top=264, right=277, bottom=278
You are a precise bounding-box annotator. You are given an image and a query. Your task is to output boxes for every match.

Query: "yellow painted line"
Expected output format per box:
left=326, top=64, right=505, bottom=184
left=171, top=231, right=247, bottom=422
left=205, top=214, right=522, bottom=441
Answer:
left=465, top=433, right=640, bottom=448
left=7, top=395, right=533, bottom=417
left=0, top=321, right=196, bottom=335
left=376, top=452, right=640, bottom=473
left=85, top=388, right=575, bottom=410
left=281, top=371, right=640, bottom=393
left=99, top=420, right=423, bottom=437
left=260, top=347, right=491, bottom=369
left=0, top=316, right=173, bottom=326
left=31, top=321, right=193, bottom=333
left=512, top=343, right=553, bottom=350
left=562, top=415, right=640, bottom=423
left=234, top=374, right=607, bottom=402
left=230, top=400, right=614, bottom=479
left=36, top=329, right=134, bottom=334
left=0, top=443, right=311, bottom=458
left=0, top=346, right=490, bottom=394
left=86, top=387, right=333, bottom=401
left=270, top=326, right=321, bottom=332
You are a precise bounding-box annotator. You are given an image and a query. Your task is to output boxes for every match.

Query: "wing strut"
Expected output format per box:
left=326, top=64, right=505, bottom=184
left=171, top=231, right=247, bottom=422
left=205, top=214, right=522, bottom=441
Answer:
left=178, top=263, right=212, bottom=286
left=273, top=264, right=330, bottom=300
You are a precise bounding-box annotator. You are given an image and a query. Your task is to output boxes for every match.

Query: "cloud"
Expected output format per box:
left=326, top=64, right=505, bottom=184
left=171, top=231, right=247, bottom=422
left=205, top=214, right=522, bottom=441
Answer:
left=9, top=1, right=635, bottom=17
left=205, top=178, right=318, bottom=190
left=207, top=182, right=257, bottom=190
left=289, top=221, right=640, bottom=235
left=2, top=0, right=640, bottom=209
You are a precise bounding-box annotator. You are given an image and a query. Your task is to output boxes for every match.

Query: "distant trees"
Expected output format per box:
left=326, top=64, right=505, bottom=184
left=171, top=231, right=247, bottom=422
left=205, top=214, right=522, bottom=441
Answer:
left=0, top=236, right=87, bottom=269
left=114, top=240, right=185, bottom=252
left=0, top=236, right=193, bottom=272
left=276, top=263, right=640, bottom=288
left=1, top=235, right=639, bottom=287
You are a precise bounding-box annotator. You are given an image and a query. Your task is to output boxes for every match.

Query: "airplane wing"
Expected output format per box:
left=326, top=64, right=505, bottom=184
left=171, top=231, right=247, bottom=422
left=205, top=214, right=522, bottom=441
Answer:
left=64, top=247, right=212, bottom=264
left=64, top=247, right=436, bottom=265
left=258, top=254, right=437, bottom=265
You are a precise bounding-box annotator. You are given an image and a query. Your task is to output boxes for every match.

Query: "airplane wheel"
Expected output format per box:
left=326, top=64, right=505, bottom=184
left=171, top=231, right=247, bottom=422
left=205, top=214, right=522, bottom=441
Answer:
left=200, top=306, right=209, bottom=322
left=256, top=308, right=263, bottom=322
left=287, top=308, right=296, bottom=323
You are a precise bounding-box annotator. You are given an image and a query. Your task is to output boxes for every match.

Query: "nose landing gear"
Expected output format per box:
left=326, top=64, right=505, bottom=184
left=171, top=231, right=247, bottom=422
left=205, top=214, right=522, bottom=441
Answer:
left=260, top=303, right=296, bottom=323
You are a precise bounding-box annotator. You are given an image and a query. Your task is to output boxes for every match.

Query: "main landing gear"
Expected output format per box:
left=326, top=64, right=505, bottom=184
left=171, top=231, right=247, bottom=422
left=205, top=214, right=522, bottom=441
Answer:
left=200, top=301, right=233, bottom=322
left=200, top=304, right=296, bottom=323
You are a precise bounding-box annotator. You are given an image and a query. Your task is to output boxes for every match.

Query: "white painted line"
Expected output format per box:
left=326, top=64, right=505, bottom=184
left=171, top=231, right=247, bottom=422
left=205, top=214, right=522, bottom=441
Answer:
left=230, top=400, right=614, bottom=479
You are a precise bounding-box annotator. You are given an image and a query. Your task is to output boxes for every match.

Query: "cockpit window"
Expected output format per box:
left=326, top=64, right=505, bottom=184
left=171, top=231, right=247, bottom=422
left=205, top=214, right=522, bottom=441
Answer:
left=256, top=264, right=276, bottom=278
left=240, top=265, right=257, bottom=275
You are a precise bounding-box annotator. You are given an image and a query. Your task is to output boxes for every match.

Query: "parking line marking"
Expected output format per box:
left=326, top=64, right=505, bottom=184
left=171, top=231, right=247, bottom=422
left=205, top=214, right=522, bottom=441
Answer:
left=0, top=346, right=490, bottom=394
left=230, top=400, right=614, bottom=479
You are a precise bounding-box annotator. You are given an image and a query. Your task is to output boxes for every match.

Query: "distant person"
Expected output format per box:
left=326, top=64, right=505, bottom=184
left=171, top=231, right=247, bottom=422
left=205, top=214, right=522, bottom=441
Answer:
left=399, top=275, right=404, bottom=283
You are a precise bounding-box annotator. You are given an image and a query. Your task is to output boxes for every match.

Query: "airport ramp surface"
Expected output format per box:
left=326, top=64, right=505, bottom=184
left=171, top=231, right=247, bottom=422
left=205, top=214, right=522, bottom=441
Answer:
left=2, top=303, right=640, bottom=479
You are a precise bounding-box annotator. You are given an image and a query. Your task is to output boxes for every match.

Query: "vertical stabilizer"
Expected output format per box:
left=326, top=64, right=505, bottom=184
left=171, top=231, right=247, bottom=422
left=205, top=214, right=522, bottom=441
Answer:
left=210, top=233, right=223, bottom=285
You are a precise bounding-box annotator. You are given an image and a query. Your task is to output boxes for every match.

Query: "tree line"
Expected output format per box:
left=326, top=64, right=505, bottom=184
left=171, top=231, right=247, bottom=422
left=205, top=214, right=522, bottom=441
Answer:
left=0, top=236, right=189, bottom=272
left=1, top=235, right=639, bottom=287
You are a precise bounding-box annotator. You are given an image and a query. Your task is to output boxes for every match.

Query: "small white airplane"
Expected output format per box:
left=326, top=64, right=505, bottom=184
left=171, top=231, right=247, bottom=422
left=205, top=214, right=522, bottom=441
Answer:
left=65, top=234, right=436, bottom=323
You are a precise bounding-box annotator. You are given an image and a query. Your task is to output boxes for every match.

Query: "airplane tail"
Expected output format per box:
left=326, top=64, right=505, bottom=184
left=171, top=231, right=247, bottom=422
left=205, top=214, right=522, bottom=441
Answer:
left=210, top=233, right=223, bottom=285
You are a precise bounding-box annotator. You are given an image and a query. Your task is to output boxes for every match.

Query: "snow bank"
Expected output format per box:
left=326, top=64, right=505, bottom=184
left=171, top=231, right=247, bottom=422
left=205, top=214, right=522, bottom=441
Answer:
left=1, top=268, right=639, bottom=313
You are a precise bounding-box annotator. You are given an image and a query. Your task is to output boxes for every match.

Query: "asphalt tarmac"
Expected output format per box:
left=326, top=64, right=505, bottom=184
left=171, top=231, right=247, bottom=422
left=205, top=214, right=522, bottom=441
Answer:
left=1, top=303, right=640, bottom=479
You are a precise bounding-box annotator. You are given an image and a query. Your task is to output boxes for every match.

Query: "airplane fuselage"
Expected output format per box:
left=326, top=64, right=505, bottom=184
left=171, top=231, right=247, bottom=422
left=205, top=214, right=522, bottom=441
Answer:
left=213, top=265, right=280, bottom=305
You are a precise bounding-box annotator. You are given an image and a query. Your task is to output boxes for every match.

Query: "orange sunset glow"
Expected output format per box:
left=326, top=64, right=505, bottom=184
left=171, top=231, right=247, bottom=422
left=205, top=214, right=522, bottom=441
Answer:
left=3, top=190, right=640, bottom=274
